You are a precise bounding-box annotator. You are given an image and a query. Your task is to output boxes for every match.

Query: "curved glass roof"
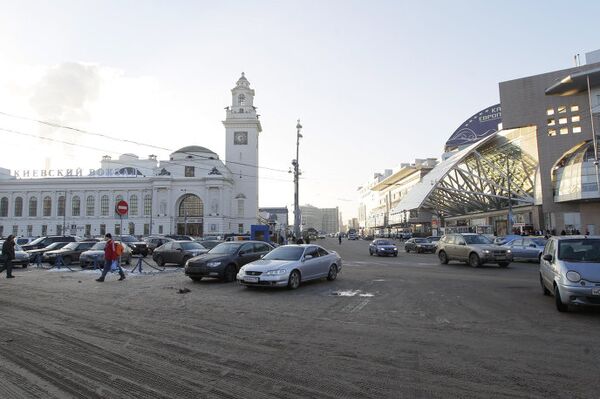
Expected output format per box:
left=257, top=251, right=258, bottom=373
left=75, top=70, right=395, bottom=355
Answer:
left=390, top=126, right=538, bottom=221
left=553, top=137, right=600, bottom=202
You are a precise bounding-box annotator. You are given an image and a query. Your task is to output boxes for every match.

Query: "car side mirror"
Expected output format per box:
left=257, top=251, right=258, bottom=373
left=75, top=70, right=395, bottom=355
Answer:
left=530, top=244, right=537, bottom=248
left=543, top=254, right=553, bottom=262
left=239, top=250, right=246, bottom=256
left=458, top=242, right=466, bottom=246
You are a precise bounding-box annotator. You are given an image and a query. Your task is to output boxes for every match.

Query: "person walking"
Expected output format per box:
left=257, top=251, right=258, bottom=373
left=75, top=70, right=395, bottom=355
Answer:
left=0, top=235, right=16, bottom=278
left=96, top=233, right=125, bottom=282
left=338, top=235, right=342, bottom=245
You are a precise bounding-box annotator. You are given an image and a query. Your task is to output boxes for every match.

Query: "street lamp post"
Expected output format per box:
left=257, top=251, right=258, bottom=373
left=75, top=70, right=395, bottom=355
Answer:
left=586, top=75, right=600, bottom=196
left=293, top=119, right=303, bottom=239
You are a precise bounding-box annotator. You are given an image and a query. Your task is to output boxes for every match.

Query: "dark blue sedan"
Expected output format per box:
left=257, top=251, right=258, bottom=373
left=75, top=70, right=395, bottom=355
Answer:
left=369, top=239, right=398, bottom=257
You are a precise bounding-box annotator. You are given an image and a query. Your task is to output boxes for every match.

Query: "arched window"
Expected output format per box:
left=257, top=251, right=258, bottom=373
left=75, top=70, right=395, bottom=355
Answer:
left=178, top=194, right=203, bottom=217
left=58, top=196, right=65, bottom=217
left=0, top=197, right=8, bottom=217
left=29, top=197, right=38, bottom=217
left=130, top=195, right=138, bottom=216
left=238, top=93, right=246, bottom=106
left=143, top=194, right=152, bottom=216
left=71, top=196, right=81, bottom=216
left=101, top=195, right=109, bottom=216
left=14, top=197, right=23, bottom=217
left=43, top=196, right=52, bottom=216
left=86, top=196, right=95, bottom=216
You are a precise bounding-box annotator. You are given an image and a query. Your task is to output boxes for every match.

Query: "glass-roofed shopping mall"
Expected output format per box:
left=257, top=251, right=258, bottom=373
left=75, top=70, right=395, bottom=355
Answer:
left=390, top=126, right=540, bottom=235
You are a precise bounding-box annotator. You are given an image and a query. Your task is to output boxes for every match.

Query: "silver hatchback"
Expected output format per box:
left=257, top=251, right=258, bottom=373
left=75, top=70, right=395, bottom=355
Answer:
left=539, top=236, right=600, bottom=312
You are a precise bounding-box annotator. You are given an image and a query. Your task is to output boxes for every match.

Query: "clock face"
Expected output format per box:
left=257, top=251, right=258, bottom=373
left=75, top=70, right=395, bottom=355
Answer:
left=234, top=131, right=248, bottom=145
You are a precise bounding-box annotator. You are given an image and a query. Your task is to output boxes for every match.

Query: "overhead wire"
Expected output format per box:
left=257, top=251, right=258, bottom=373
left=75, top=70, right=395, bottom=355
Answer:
left=0, top=126, right=292, bottom=183
left=0, top=110, right=291, bottom=174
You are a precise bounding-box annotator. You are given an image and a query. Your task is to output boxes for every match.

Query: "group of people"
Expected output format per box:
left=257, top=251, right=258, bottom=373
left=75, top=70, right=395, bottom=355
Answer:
left=0, top=233, right=126, bottom=281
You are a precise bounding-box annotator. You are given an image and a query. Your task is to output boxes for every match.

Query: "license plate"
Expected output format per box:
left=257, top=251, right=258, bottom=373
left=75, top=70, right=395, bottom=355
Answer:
left=244, top=276, right=259, bottom=283
left=592, top=287, right=600, bottom=296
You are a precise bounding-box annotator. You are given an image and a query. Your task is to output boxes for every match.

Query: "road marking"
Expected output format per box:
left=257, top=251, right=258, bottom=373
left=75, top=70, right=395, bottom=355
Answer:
left=350, top=299, right=370, bottom=313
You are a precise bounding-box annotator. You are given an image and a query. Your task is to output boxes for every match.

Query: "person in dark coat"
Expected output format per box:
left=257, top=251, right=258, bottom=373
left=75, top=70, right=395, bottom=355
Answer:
left=96, top=233, right=125, bottom=282
left=0, top=235, right=16, bottom=278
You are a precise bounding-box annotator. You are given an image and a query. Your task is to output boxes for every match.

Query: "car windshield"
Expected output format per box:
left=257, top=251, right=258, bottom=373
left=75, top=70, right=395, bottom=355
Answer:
left=91, top=242, right=107, bottom=250
left=181, top=242, right=205, bottom=250
left=377, top=240, right=394, bottom=245
left=63, top=242, right=79, bottom=250
left=28, top=237, right=46, bottom=246
left=120, top=236, right=137, bottom=242
left=532, top=238, right=547, bottom=246
left=428, top=237, right=440, bottom=241
left=463, top=235, right=493, bottom=244
left=43, top=242, right=63, bottom=250
left=263, top=246, right=305, bottom=261
left=208, top=243, right=242, bottom=255
left=558, top=239, right=600, bottom=262
left=414, top=238, right=428, bottom=243
left=15, top=244, right=23, bottom=251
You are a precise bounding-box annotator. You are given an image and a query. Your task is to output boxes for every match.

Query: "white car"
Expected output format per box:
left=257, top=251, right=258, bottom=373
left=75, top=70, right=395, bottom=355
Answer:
left=540, top=235, right=600, bottom=312
left=237, top=244, right=342, bottom=289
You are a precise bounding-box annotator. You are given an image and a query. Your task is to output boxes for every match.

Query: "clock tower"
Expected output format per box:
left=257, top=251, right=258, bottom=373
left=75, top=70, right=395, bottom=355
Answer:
left=223, top=73, right=262, bottom=232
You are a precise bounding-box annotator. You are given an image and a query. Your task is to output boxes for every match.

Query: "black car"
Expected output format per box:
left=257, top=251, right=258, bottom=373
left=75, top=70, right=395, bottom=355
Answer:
left=404, top=238, right=437, bottom=253
left=44, top=240, right=99, bottom=265
left=185, top=241, right=274, bottom=282
left=21, top=235, right=78, bottom=251
left=119, top=235, right=149, bottom=257
left=153, top=241, right=209, bottom=266
left=196, top=240, right=222, bottom=250
left=143, top=236, right=173, bottom=254
left=26, top=241, right=71, bottom=263
left=166, top=234, right=194, bottom=241
left=368, top=239, right=398, bottom=257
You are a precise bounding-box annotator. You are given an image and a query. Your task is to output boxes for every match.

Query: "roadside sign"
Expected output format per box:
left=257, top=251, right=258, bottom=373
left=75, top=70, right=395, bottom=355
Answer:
left=116, top=200, right=129, bottom=216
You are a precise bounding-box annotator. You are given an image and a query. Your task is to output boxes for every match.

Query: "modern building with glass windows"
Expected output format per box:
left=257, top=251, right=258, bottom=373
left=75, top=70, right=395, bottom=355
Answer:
left=390, top=52, right=600, bottom=236
left=0, top=74, right=262, bottom=238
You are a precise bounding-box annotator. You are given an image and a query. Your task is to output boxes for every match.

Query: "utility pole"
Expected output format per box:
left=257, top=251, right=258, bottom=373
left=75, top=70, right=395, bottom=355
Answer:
left=586, top=75, right=600, bottom=197
left=293, top=119, right=303, bottom=239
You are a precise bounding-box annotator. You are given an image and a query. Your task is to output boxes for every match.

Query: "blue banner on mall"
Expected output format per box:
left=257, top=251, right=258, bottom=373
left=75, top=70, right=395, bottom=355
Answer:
left=445, top=104, right=502, bottom=151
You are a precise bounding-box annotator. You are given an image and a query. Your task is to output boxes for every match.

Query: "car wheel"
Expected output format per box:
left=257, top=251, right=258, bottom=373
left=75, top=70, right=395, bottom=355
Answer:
left=393, top=253, right=397, bottom=257
left=62, top=256, right=72, bottom=266
left=125, top=256, right=131, bottom=265
left=155, top=255, right=165, bottom=267
left=405, top=247, right=410, bottom=253
left=223, top=265, right=236, bottom=282
left=498, top=262, right=509, bottom=268
left=417, top=248, right=422, bottom=254
left=554, top=285, right=569, bottom=312
left=142, top=251, right=148, bottom=258
left=540, top=274, right=551, bottom=296
left=327, top=265, right=338, bottom=281
left=469, top=253, right=481, bottom=268
left=190, top=276, right=203, bottom=282
left=438, top=251, right=448, bottom=264
left=369, top=250, right=373, bottom=256
left=287, top=270, right=301, bottom=290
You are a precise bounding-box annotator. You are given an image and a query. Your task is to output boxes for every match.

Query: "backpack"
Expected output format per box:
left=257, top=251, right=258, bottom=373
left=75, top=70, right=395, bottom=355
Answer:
left=115, top=242, right=124, bottom=256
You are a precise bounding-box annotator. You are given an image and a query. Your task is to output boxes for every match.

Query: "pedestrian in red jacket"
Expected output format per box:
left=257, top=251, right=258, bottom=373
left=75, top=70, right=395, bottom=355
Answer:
left=96, top=233, right=125, bottom=282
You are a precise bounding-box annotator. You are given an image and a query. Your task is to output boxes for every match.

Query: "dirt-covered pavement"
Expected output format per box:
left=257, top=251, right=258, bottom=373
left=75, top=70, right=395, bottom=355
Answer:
left=1, top=238, right=599, bottom=398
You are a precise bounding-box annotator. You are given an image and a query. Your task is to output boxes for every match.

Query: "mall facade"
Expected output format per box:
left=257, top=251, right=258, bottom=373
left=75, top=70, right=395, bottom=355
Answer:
left=385, top=51, right=600, bottom=236
left=0, top=73, right=262, bottom=238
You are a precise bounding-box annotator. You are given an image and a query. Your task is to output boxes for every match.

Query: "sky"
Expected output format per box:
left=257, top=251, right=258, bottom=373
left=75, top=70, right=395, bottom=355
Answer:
left=1, top=0, right=600, bottom=222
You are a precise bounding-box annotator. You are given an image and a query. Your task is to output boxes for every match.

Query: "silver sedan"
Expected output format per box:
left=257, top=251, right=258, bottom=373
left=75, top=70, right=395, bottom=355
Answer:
left=237, top=244, right=342, bottom=289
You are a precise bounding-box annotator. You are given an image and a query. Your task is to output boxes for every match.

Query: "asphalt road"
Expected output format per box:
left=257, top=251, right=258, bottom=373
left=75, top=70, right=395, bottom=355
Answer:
left=0, top=238, right=599, bottom=398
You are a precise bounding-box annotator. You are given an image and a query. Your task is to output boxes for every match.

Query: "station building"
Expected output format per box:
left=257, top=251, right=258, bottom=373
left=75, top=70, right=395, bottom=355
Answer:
left=0, top=73, right=262, bottom=238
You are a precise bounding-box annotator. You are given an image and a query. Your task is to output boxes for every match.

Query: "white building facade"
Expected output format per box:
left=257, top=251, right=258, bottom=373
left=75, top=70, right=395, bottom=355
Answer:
left=0, top=74, right=261, bottom=238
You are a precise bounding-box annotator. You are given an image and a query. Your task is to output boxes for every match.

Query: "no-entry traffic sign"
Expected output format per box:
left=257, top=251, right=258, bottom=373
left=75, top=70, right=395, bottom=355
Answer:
left=115, top=200, right=129, bottom=216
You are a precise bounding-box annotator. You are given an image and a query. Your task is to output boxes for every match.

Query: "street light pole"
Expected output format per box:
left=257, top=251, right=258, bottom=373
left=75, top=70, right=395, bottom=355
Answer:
left=293, top=119, right=303, bottom=239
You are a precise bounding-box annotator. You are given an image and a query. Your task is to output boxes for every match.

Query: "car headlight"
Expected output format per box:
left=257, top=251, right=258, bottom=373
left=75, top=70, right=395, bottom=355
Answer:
left=483, top=250, right=490, bottom=254
left=207, top=261, right=221, bottom=267
left=265, top=269, right=287, bottom=275
left=506, top=249, right=512, bottom=254
left=566, top=271, right=581, bottom=283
